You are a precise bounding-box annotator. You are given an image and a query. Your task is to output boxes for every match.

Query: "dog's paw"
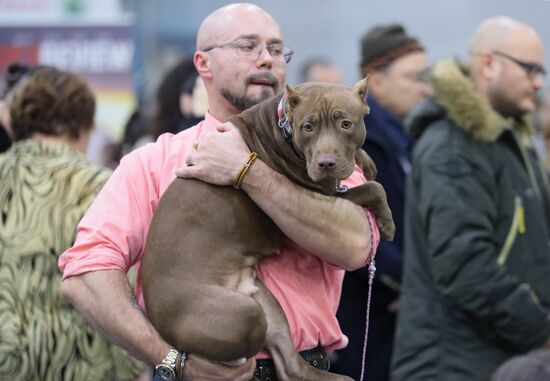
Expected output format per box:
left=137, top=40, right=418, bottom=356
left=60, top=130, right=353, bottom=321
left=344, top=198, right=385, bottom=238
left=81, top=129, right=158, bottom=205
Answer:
left=378, top=218, right=396, bottom=241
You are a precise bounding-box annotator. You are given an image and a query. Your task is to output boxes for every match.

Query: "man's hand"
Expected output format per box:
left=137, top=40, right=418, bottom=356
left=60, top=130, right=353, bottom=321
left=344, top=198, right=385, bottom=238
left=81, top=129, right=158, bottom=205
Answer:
left=176, top=122, right=251, bottom=186
left=182, top=354, right=256, bottom=381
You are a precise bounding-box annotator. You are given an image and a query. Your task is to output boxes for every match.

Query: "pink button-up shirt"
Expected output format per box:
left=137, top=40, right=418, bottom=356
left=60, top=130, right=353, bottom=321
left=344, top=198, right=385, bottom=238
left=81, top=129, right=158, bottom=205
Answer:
left=59, top=112, right=378, bottom=358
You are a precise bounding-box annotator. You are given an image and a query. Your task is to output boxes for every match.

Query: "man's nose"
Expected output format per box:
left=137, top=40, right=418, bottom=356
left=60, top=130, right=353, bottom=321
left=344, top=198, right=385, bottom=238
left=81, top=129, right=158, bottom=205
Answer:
left=256, top=46, right=275, bottom=67
left=532, top=73, right=545, bottom=90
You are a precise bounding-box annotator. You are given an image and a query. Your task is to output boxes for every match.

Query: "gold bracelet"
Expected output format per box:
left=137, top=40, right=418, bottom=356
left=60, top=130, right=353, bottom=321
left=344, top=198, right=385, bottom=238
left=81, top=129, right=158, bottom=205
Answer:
left=233, top=152, right=258, bottom=189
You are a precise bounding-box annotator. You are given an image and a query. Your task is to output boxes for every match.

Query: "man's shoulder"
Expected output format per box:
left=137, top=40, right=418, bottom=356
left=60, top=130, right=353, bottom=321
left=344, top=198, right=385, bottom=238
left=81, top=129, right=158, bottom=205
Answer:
left=121, top=123, right=203, bottom=163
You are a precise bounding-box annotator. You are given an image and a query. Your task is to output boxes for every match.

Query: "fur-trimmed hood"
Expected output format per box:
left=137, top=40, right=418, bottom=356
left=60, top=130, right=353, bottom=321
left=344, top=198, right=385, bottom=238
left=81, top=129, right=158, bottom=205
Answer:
left=408, top=58, right=532, bottom=143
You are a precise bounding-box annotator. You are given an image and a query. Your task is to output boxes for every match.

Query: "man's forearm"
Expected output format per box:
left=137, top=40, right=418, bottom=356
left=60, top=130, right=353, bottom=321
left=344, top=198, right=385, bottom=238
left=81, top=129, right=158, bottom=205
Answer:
left=60, top=269, right=171, bottom=365
left=241, top=160, right=372, bottom=270
left=175, top=124, right=373, bottom=269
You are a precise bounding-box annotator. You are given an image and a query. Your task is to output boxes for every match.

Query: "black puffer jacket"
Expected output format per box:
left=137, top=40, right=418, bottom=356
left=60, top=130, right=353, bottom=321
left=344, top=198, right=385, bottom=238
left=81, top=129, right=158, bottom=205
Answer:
left=391, top=59, right=550, bottom=381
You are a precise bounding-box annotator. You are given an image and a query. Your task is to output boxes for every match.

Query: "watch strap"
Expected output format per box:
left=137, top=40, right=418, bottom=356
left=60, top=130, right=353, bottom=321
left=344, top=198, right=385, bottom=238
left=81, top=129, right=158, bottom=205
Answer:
left=154, top=348, right=179, bottom=381
left=162, top=348, right=179, bottom=369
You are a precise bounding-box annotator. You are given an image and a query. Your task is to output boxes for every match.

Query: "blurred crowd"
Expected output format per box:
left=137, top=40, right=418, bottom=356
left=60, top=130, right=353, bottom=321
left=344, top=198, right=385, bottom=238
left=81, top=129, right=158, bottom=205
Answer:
left=0, top=3, right=549, bottom=381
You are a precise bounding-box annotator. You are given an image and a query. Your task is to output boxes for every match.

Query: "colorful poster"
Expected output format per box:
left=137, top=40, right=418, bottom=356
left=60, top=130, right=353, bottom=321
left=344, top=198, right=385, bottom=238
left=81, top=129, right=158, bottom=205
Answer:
left=0, top=22, right=135, bottom=142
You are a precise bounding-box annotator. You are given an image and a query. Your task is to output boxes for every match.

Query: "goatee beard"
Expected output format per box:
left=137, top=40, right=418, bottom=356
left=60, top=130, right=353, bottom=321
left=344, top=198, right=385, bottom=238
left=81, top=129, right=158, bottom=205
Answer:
left=221, top=87, right=274, bottom=112
left=221, top=72, right=280, bottom=112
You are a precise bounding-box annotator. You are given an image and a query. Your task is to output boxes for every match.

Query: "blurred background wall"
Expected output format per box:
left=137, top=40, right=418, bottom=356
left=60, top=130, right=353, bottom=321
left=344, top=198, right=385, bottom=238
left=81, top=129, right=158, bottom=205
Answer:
left=122, top=0, right=550, bottom=91
left=1, top=0, right=550, bottom=142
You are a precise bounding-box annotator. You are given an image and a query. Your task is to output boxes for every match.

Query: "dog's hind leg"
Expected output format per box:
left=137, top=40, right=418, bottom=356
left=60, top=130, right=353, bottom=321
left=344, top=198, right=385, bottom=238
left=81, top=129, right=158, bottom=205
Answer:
left=253, top=281, right=354, bottom=381
left=157, top=284, right=267, bottom=363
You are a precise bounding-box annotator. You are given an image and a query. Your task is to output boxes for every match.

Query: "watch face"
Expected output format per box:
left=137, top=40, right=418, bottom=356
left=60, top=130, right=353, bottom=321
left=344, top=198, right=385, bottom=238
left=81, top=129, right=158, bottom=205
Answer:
left=154, top=365, right=175, bottom=381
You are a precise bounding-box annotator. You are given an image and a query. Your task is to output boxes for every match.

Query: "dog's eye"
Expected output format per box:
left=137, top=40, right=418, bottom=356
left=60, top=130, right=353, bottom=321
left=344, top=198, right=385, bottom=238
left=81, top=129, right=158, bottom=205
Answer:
left=341, top=120, right=352, bottom=129
left=302, top=123, right=314, bottom=132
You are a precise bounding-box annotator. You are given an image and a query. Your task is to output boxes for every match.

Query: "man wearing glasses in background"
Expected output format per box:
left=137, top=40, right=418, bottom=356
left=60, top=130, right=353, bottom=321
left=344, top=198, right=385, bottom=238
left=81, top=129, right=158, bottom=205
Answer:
left=391, top=16, right=550, bottom=381
left=58, top=3, right=377, bottom=381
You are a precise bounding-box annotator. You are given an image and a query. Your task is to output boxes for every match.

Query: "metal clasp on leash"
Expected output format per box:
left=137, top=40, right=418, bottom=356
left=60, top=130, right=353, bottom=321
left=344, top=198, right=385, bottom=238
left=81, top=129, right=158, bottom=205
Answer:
left=336, top=184, right=349, bottom=193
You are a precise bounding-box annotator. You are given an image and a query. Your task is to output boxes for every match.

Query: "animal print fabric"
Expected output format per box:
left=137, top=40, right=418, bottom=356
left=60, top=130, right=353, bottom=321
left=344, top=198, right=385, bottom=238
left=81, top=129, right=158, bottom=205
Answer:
left=0, top=140, right=143, bottom=380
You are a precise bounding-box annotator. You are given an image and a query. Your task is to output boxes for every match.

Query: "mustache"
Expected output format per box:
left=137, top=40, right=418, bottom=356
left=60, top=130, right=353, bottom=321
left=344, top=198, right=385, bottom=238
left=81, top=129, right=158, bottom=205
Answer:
left=246, top=72, right=279, bottom=87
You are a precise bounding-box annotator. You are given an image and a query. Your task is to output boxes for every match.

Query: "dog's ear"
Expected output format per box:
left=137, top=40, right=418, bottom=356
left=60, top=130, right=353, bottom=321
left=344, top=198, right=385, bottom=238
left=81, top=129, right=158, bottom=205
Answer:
left=353, top=76, right=370, bottom=115
left=356, top=148, right=377, bottom=181
left=285, top=85, right=301, bottom=111
left=353, top=76, right=369, bottom=100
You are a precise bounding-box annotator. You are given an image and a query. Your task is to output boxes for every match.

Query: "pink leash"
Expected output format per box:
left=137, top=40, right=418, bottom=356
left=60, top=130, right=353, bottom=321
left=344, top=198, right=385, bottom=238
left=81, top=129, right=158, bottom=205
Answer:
left=359, top=211, right=377, bottom=381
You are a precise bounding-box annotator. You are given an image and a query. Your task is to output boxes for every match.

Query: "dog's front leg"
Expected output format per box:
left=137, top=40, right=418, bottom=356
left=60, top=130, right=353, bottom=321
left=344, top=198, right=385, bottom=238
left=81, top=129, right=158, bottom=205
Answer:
left=341, top=181, right=396, bottom=241
left=253, top=281, right=353, bottom=381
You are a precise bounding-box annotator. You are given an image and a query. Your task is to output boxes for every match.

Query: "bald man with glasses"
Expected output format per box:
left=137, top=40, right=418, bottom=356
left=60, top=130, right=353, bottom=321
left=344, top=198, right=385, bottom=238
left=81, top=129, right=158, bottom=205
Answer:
left=391, top=16, right=550, bottom=381
left=59, top=4, right=376, bottom=381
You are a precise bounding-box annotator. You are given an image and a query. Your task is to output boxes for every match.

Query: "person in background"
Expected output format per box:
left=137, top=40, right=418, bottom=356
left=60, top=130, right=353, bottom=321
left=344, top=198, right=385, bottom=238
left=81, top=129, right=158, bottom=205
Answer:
left=544, top=120, right=550, bottom=171
left=106, top=59, right=208, bottom=168
left=0, top=66, right=144, bottom=380
left=300, top=57, right=344, bottom=83
left=58, top=3, right=378, bottom=381
left=178, top=73, right=208, bottom=132
left=0, top=62, right=40, bottom=153
left=152, top=57, right=206, bottom=139
left=391, top=16, right=550, bottom=381
left=331, top=24, right=429, bottom=381
left=534, top=90, right=550, bottom=166
left=0, top=107, right=10, bottom=153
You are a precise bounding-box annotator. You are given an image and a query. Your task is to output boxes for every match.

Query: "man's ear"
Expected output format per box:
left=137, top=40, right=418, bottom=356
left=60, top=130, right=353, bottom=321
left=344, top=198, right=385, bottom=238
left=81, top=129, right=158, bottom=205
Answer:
left=286, top=85, right=301, bottom=111
left=194, top=51, right=212, bottom=79
left=482, top=51, right=498, bottom=81
left=353, top=76, right=369, bottom=103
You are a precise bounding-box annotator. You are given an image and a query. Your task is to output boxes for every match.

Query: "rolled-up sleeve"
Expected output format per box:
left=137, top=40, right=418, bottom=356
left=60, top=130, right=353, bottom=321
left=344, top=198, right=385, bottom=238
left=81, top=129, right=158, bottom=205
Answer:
left=59, top=145, right=162, bottom=279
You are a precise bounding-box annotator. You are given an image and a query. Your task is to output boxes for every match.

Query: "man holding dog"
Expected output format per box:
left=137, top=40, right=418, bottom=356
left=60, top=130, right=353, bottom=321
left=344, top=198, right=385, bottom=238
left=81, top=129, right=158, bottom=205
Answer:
left=391, top=16, right=550, bottom=381
left=59, top=3, right=378, bottom=381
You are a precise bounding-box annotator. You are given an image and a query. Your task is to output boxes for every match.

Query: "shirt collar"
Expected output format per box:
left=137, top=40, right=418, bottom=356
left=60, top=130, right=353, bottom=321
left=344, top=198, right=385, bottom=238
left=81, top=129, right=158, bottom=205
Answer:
left=203, top=111, right=224, bottom=131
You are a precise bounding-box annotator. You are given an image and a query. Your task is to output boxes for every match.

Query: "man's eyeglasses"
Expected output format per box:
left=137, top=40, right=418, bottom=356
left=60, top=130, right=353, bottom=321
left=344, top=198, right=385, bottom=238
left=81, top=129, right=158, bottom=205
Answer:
left=203, top=38, right=294, bottom=64
left=492, top=50, right=546, bottom=81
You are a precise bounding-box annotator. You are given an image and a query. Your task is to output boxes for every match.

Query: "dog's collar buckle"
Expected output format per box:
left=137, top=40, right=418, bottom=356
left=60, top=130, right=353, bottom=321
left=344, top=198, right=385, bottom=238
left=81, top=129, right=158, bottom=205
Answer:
left=336, top=183, right=349, bottom=193
left=277, top=92, right=293, bottom=141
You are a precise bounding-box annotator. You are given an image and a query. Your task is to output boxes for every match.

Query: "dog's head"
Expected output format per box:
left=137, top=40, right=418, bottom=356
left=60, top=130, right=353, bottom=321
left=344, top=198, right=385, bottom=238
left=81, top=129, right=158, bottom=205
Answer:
left=284, top=78, right=370, bottom=183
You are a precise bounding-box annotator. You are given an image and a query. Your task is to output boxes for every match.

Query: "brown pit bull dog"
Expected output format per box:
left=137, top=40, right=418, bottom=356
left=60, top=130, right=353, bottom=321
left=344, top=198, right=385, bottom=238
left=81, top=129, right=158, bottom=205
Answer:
left=142, top=78, right=395, bottom=381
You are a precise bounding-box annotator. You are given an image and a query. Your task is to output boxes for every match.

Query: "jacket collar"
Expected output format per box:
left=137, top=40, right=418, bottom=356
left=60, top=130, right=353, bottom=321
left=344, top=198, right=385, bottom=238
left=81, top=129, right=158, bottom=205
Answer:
left=428, top=58, right=532, bottom=143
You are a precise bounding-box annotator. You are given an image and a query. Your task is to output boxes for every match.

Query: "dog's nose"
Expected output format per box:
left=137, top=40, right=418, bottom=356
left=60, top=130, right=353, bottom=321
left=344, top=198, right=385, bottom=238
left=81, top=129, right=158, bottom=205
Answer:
left=317, top=155, right=337, bottom=170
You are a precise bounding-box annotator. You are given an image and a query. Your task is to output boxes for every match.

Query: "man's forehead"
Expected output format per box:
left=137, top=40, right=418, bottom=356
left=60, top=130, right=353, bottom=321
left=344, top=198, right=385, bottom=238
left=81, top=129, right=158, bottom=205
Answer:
left=216, top=13, right=283, bottom=43
left=232, top=34, right=283, bottom=44
left=508, top=43, right=545, bottom=65
left=387, top=51, right=429, bottom=73
left=198, top=5, right=283, bottom=49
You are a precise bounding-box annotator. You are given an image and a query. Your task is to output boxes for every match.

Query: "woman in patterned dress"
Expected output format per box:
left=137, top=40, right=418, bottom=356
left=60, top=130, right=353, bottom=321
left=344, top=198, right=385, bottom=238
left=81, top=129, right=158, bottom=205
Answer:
left=0, top=67, right=144, bottom=380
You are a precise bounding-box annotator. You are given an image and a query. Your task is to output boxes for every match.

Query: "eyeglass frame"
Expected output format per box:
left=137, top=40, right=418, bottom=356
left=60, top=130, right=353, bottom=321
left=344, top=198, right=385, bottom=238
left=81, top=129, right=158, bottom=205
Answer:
left=492, top=50, right=546, bottom=80
left=202, top=37, right=294, bottom=64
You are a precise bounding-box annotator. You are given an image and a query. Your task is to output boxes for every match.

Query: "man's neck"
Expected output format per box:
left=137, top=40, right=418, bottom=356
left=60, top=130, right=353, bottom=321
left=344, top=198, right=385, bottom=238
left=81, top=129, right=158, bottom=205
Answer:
left=207, top=100, right=241, bottom=123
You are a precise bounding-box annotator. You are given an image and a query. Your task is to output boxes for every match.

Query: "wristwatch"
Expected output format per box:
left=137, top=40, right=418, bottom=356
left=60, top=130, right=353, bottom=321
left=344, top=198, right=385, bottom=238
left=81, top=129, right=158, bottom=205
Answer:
left=154, top=348, right=179, bottom=381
